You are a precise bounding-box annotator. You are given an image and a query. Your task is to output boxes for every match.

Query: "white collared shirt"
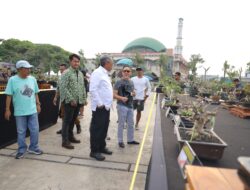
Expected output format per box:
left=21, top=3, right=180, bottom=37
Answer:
left=89, top=66, right=113, bottom=111
left=131, top=76, right=151, bottom=100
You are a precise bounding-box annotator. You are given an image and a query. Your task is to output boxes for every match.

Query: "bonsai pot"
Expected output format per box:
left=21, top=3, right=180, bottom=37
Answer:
left=176, top=127, right=227, bottom=160
left=180, top=117, right=194, bottom=128
left=156, top=85, right=164, bottom=93
left=225, top=100, right=236, bottom=105
left=199, top=92, right=211, bottom=98
left=211, top=95, right=220, bottom=102
left=189, top=87, right=198, bottom=97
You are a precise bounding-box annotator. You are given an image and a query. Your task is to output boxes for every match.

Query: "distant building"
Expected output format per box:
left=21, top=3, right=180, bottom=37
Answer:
left=101, top=18, right=188, bottom=78
left=102, top=37, right=188, bottom=77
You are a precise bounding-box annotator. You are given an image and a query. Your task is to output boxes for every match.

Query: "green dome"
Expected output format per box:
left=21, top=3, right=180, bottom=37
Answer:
left=123, top=37, right=166, bottom=53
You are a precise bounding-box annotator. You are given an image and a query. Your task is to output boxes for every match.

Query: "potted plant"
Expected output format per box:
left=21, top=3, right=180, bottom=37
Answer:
left=175, top=101, right=227, bottom=160
left=161, top=76, right=182, bottom=113
left=240, top=84, right=250, bottom=108
left=178, top=106, right=194, bottom=128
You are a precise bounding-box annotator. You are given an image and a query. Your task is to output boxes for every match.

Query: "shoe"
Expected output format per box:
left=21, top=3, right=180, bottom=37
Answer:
left=90, top=152, right=105, bottom=161
left=27, top=149, right=43, bottom=155
left=62, top=142, right=74, bottom=149
left=76, top=125, right=82, bottom=134
left=101, top=148, right=113, bottom=155
left=127, top=141, right=140, bottom=145
left=119, top=142, right=125, bottom=148
left=106, top=136, right=111, bottom=140
left=15, top=152, right=25, bottom=159
left=56, top=129, right=62, bottom=134
left=135, top=125, right=139, bottom=130
left=69, top=136, right=81, bottom=143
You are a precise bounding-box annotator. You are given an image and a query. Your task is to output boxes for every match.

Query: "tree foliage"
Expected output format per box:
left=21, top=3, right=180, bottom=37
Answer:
left=134, top=52, right=144, bottom=66
left=187, top=54, right=204, bottom=80
left=158, top=54, right=168, bottom=77
left=0, top=38, right=72, bottom=75
left=78, top=49, right=87, bottom=69
left=222, top=60, right=230, bottom=79
left=226, top=65, right=238, bottom=81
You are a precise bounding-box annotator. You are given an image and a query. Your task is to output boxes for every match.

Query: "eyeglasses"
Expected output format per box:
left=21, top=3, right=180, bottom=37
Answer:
left=123, top=70, right=131, bottom=73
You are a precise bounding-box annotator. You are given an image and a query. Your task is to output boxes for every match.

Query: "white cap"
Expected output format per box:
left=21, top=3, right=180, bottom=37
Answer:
left=16, top=60, right=33, bottom=69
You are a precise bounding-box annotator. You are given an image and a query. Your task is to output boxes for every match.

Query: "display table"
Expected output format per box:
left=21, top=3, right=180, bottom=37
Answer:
left=185, top=165, right=250, bottom=190
left=0, top=89, right=59, bottom=148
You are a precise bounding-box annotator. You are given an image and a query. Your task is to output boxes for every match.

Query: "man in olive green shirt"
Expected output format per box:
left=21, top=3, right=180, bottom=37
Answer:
left=60, top=54, right=87, bottom=149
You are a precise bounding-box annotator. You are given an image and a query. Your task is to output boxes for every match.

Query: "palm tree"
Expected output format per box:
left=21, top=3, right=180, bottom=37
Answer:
left=158, top=54, right=168, bottom=77
left=202, top=66, right=210, bottom=81
left=222, top=60, right=230, bottom=79
left=188, top=54, right=204, bottom=79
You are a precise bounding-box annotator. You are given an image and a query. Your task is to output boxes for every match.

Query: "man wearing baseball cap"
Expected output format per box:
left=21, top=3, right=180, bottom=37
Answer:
left=131, top=67, right=151, bottom=130
left=5, top=60, right=43, bottom=159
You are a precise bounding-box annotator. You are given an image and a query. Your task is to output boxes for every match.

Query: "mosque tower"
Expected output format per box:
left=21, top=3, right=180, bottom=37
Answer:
left=174, top=18, right=184, bottom=56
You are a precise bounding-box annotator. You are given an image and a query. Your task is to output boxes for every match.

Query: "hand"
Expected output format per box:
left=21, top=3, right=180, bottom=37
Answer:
left=5, top=110, right=11, bottom=120
left=53, top=97, right=57, bottom=106
left=37, top=105, right=41, bottom=114
left=144, top=95, right=149, bottom=101
left=70, top=101, right=77, bottom=107
left=121, top=97, right=128, bottom=103
left=131, top=92, right=136, bottom=97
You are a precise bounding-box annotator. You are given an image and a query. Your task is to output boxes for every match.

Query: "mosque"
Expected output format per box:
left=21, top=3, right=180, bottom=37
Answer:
left=101, top=18, right=189, bottom=78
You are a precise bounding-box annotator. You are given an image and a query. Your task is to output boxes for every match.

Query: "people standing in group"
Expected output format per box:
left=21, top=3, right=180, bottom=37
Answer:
left=53, top=63, right=82, bottom=135
left=114, top=66, right=140, bottom=148
left=60, top=54, right=87, bottom=149
left=89, top=56, right=113, bottom=161
left=131, top=67, right=151, bottom=130
left=4, top=60, right=43, bottom=159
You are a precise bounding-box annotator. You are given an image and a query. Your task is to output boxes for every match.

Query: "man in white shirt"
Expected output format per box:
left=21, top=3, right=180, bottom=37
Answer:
left=89, top=56, right=113, bottom=161
left=131, top=67, right=151, bottom=130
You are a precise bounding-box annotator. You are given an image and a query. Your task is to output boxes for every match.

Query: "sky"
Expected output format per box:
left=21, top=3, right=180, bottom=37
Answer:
left=1, top=0, right=250, bottom=76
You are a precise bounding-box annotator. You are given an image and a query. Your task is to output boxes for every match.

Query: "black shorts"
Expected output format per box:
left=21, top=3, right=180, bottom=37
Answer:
left=133, top=100, right=144, bottom=111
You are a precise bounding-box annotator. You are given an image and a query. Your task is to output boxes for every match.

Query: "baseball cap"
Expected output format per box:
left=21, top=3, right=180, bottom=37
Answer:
left=16, top=60, right=33, bottom=69
left=136, top=67, right=143, bottom=71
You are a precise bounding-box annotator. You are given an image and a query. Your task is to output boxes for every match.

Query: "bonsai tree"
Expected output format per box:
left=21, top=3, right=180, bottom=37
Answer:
left=240, top=84, right=250, bottom=107
left=185, top=101, right=218, bottom=141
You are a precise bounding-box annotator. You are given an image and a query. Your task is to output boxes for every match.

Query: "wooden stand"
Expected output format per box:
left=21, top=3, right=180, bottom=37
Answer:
left=230, top=106, right=250, bottom=118
left=221, top=102, right=235, bottom=110
left=185, top=165, right=250, bottom=190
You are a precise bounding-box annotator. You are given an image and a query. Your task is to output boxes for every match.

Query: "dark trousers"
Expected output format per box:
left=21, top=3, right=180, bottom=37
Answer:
left=62, top=103, right=81, bottom=143
left=90, top=107, right=110, bottom=153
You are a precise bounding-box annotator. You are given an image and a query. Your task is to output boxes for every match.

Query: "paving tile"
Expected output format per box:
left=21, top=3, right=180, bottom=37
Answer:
left=130, top=164, right=148, bottom=174
left=69, top=158, right=129, bottom=171
left=25, top=153, right=70, bottom=163
left=0, top=148, right=16, bottom=156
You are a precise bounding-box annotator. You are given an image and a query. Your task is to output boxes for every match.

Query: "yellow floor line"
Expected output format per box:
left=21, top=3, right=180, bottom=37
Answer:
left=129, top=93, right=156, bottom=190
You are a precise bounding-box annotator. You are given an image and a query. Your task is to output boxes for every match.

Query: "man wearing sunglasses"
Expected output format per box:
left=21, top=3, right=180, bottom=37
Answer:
left=114, top=66, right=140, bottom=148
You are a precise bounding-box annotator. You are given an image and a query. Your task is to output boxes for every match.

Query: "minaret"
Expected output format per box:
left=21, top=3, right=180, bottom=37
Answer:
left=174, top=18, right=183, bottom=56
